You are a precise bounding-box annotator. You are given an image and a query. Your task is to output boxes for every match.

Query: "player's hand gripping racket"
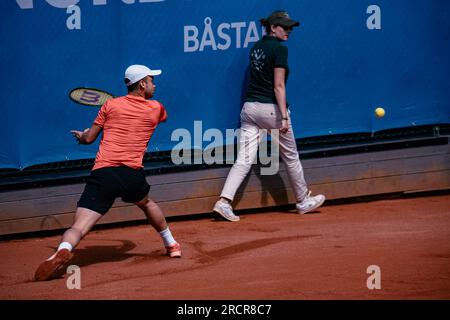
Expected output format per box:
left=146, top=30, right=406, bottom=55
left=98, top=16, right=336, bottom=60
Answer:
left=69, top=87, right=114, bottom=107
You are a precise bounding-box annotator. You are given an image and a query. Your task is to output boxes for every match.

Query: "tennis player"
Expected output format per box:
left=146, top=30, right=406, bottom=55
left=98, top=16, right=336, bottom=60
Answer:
left=35, top=65, right=181, bottom=281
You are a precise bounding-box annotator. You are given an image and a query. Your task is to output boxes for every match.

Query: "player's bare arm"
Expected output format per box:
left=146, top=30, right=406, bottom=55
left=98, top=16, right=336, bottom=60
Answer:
left=71, top=124, right=102, bottom=144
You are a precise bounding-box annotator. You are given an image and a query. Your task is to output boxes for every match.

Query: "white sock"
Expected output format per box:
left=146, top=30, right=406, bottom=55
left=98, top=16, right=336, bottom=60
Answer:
left=58, top=242, right=73, bottom=252
left=159, top=228, right=176, bottom=247
left=46, top=242, right=73, bottom=261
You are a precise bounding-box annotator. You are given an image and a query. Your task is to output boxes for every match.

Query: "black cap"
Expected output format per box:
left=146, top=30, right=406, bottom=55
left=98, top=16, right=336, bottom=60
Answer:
left=262, top=10, right=300, bottom=28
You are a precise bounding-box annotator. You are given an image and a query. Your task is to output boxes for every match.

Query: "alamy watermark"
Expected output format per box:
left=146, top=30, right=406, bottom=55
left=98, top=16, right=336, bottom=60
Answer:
left=366, top=265, right=381, bottom=290
left=367, top=5, right=381, bottom=30
left=66, top=265, right=81, bottom=290
left=170, top=121, right=280, bottom=175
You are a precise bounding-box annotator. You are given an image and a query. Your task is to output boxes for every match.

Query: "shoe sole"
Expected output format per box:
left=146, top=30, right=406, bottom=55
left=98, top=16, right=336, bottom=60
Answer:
left=213, top=205, right=240, bottom=222
left=168, top=251, right=182, bottom=258
left=166, top=243, right=182, bottom=258
left=34, top=249, right=73, bottom=281
left=298, top=197, right=326, bottom=215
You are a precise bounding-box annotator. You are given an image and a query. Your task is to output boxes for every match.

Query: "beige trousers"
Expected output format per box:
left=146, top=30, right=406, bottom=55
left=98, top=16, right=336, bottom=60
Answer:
left=220, top=102, right=308, bottom=203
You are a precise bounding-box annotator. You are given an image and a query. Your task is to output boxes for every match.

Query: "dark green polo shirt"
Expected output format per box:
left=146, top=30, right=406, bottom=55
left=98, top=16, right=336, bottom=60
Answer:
left=245, top=35, right=289, bottom=105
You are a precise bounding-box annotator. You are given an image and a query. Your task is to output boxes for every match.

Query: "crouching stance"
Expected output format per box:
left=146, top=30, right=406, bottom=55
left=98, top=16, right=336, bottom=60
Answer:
left=35, top=65, right=181, bottom=281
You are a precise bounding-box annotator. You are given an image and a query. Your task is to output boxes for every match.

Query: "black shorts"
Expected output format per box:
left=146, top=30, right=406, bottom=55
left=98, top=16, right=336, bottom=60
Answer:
left=77, top=166, right=150, bottom=215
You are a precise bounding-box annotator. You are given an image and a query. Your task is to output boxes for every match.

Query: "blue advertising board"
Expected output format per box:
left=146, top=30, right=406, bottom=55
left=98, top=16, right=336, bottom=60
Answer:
left=1, top=0, right=449, bottom=169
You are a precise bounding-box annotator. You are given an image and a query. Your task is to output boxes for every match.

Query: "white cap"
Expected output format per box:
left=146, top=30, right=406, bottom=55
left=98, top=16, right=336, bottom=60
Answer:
left=124, top=64, right=162, bottom=86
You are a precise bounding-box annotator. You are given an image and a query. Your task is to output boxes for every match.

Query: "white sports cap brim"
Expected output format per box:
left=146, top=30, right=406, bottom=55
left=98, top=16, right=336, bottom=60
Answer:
left=125, top=64, right=162, bottom=86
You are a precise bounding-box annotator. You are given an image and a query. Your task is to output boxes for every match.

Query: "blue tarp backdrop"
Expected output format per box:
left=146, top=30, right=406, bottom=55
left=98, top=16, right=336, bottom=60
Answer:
left=1, top=0, right=449, bottom=170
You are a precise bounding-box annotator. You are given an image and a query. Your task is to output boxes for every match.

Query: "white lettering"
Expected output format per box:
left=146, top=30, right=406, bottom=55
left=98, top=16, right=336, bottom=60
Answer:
left=184, top=18, right=262, bottom=53
left=47, top=0, right=79, bottom=9
left=260, top=130, right=280, bottom=175
left=16, top=0, right=166, bottom=9
left=231, top=22, right=246, bottom=49
left=217, top=23, right=231, bottom=50
left=178, top=304, right=211, bottom=317
left=199, top=17, right=217, bottom=51
left=244, top=21, right=260, bottom=48
left=170, top=122, right=278, bottom=173
left=66, top=265, right=81, bottom=290
left=366, top=265, right=381, bottom=289
left=15, top=0, right=33, bottom=9
left=367, top=5, right=381, bottom=30
left=66, top=5, right=81, bottom=30
left=171, top=129, right=191, bottom=165
left=184, top=26, right=199, bottom=52
left=225, top=128, right=239, bottom=164
left=193, top=120, right=203, bottom=164
left=203, top=129, right=224, bottom=165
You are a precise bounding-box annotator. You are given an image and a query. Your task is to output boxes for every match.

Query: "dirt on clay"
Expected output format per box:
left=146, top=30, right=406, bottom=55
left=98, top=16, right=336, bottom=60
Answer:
left=0, top=194, right=449, bottom=300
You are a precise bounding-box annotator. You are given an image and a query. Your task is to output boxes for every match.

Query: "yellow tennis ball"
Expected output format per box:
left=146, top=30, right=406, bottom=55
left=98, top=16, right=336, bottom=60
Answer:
left=375, top=107, right=385, bottom=118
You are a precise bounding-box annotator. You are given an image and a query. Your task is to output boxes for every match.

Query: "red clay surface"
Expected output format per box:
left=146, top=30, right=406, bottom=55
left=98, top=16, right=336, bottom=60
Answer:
left=0, top=194, right=449, bottom=300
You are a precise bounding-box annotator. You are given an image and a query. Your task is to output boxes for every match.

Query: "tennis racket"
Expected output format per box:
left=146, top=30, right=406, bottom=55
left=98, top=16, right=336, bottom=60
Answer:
left=69, top=87, right=115, bottom=107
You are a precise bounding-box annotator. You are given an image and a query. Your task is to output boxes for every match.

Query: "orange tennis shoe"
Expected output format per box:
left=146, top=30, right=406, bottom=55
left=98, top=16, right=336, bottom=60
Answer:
left=165, top=242, right=181, bottom=258
left=34, top=249, right=73, bottom=281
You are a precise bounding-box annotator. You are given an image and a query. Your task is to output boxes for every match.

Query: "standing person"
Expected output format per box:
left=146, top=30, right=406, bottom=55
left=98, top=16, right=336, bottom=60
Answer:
left=213, top=11, right=325, bottom=222
left=35, top=65, right=181, bottom=281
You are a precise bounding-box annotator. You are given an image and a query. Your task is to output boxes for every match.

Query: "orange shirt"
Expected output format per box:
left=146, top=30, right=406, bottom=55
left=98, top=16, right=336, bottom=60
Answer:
left=92, top=95, right=167, bottom=171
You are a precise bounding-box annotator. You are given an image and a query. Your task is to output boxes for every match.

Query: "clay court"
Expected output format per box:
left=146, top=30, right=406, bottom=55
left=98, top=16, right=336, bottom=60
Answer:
left=0, top=193, right=449, bottom=300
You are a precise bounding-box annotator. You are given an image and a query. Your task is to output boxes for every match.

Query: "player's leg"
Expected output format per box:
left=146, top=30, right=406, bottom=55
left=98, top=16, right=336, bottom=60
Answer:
left=62, top=207, right=103, bottom=247
left=34, top=168, right=115, bottom=281
left=135, top=196, right=181, bottom=258
left=34, top=208, right=102, bottom=281
left=120, top=167, right=181, bottom=258
left=135, top=196, right=167, bottom=231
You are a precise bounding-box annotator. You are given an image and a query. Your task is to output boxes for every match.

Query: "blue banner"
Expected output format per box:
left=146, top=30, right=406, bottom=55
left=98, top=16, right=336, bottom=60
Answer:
left=1, top=0, right=449, bottom=169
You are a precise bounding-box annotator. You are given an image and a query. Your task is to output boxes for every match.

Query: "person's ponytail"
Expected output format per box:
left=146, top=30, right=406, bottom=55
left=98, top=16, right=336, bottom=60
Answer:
left=260, top=18, right=271, bottom=34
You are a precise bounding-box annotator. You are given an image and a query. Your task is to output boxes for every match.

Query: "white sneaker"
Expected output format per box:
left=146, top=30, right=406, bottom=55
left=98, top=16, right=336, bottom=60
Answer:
left=213, top=200, right=240, bottom=222
left=296, top=191, right=325, bottom=214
